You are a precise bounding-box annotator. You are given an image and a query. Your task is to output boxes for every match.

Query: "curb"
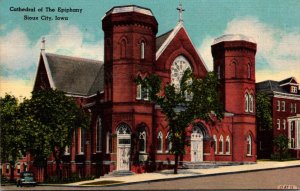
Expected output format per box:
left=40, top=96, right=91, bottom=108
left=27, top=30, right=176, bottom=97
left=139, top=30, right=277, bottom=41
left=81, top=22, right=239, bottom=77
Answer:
left=38, top=164, right=300, bottom=188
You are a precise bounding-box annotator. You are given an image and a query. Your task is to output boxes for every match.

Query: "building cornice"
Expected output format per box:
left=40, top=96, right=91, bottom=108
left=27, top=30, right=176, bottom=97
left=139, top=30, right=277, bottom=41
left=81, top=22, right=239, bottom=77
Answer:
left=273, top=91, right=300, bottom=100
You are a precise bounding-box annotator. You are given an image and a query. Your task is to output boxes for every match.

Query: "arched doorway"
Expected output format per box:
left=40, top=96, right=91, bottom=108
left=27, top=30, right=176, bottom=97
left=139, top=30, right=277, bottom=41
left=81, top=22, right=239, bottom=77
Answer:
left=191, top=126, right=204, bottom=162
left=116, top=123, right=131, bottom=171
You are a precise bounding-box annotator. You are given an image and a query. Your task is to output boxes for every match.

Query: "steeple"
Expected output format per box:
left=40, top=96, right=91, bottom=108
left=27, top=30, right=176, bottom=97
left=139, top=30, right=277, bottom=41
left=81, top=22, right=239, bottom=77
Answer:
left=41, top=37, right=45, bottom=51
left=176, top=3, right=185, bottom=22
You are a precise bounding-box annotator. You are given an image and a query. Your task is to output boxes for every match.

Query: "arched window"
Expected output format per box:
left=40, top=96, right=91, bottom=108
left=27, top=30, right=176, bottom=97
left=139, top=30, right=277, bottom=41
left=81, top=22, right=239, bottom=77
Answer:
left=141, top=41, right=145, bottom=59
left=247, top=135, right=252, bottom=156
left=157, top=131, right=163, bottom=153
left=166, top=132, right=172, bottom=152
left=247, top=63, right=251, bottom=79
left=226, top=136, right=230, bottom=154
left=106, top=132, right=112, bottom=154
left=249, top=94, right=254, bottom=113
left=245, top=93, right=249, bottom=112
left=96, top=117, right=102, bottom=152
left=120, top=39, right=126, bottom=58
left=213, top=135, right=217, bottom=154
left=219, top=135, right=224, bottom=154
left=139, top=131, right=146, bottom=153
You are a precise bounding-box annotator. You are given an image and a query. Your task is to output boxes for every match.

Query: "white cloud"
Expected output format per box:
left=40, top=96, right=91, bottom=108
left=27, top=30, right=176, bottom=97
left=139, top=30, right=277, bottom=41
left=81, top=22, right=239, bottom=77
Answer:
left=198, top=17, right=300, bottom=82
left=0, top=23, right=104, bottom=98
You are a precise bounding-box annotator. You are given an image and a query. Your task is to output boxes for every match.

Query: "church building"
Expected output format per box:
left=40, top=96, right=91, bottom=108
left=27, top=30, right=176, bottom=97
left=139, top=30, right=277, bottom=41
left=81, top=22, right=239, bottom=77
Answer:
left=3, top=5, right=259, bottom=180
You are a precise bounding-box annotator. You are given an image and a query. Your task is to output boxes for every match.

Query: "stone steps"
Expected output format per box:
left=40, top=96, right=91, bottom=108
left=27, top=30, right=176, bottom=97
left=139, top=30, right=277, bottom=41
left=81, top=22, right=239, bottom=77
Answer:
left=181, top=162, right=219, bottom=169
left=105, top=170, right=135, bottom=177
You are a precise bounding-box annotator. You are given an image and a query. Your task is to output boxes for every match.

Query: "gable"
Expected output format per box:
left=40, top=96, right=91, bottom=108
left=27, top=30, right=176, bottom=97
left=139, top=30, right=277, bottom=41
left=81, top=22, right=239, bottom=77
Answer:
left=33, top=54, right=51, bottom=91
left=155, top=23, right=208, bottom=79
left=33, top=52, right=104, bottom=97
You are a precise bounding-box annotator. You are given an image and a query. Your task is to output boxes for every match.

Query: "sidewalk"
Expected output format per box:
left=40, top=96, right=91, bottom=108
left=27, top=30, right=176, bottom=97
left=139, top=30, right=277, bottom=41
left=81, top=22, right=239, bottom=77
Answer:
left=65, top=160, right=300, bottom=187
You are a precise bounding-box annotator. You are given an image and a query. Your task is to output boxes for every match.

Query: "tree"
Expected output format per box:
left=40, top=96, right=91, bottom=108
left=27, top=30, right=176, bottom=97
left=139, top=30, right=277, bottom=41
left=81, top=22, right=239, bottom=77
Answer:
left=138, top=70, right=224, bottom=174
left=19, top=89, right=89, bottom=179
left=0, top=94, right=24, bottom=181
left=273, top=134, right=289, bottom=161
left=256, top=93, right=273, bottom=130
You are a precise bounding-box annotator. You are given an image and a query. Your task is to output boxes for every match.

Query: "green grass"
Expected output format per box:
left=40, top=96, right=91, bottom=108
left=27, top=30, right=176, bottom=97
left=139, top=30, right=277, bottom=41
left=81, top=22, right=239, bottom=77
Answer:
left=82, top=180, right=124, bottom=186
left=258, top=158, right=299, bottom=162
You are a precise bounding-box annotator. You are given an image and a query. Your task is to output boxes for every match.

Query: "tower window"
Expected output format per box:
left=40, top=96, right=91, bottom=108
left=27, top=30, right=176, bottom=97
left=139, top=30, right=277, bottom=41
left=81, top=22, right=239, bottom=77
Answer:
left=136, top=83, right=149, bottom=101
left=245, top=93, right=249, bottom=112
left=141, top=41, right=145, bottom=59
left=247, top=63, right=251, bottom=79
left=249, top=94, right=254, bottom=113
left=120, top=39, right=126, bottom=58
left=247, top=135, right=252, bottom=156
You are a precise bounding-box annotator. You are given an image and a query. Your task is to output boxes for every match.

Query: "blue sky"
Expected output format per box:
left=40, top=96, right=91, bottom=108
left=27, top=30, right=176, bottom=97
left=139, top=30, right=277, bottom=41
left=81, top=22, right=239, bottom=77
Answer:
left=1, top=0, right=300, bottom=98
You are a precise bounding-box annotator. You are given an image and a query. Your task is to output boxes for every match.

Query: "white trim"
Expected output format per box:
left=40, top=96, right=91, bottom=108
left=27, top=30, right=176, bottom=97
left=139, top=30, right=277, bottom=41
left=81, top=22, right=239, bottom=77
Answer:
left=273, top=91, right=300, bottom=100
left=41, top=51, right=56, bottom=89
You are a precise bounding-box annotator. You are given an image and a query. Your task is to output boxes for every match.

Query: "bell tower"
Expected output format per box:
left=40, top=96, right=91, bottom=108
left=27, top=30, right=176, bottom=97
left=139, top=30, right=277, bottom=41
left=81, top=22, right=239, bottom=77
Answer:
left=211, top=34, right=257, bottom=162
left=102, top=5, right=158, bottom=103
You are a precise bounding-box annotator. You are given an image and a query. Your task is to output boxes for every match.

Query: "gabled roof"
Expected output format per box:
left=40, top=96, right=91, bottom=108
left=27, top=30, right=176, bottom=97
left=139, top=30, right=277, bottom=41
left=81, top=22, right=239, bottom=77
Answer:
left=155, top=22, right=208, bottom=71
left=279, top=77, right=298, bottom=86
left=39, top=52, right=104, bottom=97
left=256, top=77, right=299, bottom=95
left=156, top=30, right=173, bottom=51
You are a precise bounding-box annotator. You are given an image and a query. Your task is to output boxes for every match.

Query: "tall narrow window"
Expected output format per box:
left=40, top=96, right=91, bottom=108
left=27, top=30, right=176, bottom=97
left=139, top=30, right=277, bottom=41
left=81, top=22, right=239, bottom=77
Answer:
left=157, top=131, right=163, bottom=153
left=6, top=164, right=9, bottom=174
left=136, top=84, right=142, bottom=100
left=277, top=100, right=281, bottom=111
left=249, top=94, right=254, bottom=113
left=166, top=132, right=172, bottom=152
left=283, top=119, right=286, bottom=130
left=291, top=138, right=295, bottom=148
left=106, top=132, right=112, bottom=154
left=139, top=131, right=146, bottom=153
left=213, top=135, right=217, bottom=154
left=141, top=41, right=145, bottom=59
left=247, top=63, right=251, bottom=79
left=79, top=128, right=85, bottom=154
left=281, top=101, right=285, bottom=111
left=219, top=135, right=224, bottom=154
left=247, top=135, right=252, bottom=156
left=277, top=119, right=280, bottom=130
left=17, top=164, right=21, bottom=174
left=96, top=117, right=102, bottom=152
left=245, top=93, right=249, bottom=112
left=217, top=65, right=221, bottom=79
left=121, top=39, right=126, bottom=58
left=226, top=136, right=230, bottom=154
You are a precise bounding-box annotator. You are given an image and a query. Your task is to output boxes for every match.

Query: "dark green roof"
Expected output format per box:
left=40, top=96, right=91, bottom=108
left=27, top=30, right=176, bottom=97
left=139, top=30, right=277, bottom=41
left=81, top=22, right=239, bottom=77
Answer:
left=46, top=53, right=104, bottom=96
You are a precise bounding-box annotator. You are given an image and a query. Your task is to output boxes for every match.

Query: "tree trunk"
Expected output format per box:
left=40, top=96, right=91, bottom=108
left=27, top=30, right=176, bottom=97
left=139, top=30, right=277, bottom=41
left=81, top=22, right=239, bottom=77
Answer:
left=174, top=153, right=178, bottom=174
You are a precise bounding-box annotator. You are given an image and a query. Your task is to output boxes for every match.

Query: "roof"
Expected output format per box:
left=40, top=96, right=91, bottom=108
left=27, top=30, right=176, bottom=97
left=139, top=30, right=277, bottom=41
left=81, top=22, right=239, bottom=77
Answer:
left=105, top=5, right=153, bottom=16
left=279, top=77, right=298, bottom=86
left=213, top=34, right=255, bottom=45
left=256, top=80, right=284, bottom=93
left=44, top=53, right=104, bottom=96
left=156, top=30, right=173, bottom=51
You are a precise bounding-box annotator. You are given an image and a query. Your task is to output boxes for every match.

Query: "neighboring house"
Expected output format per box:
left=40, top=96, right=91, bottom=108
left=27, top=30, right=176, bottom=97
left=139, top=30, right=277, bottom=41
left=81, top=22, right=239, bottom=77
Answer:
left=2, top=5, right=258, bottom=180
left=256, top=77, right=300, bottom=159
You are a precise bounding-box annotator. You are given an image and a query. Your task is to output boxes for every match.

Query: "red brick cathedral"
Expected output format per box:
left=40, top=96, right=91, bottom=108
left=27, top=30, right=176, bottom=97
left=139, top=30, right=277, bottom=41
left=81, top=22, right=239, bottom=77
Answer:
left=8, top=5, right=260, bottom=180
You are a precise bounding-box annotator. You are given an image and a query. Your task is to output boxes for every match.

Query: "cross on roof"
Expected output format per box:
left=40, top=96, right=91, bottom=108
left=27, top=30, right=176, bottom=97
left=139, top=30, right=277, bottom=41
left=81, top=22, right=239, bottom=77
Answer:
left=176, top=3, right=185, bottom=22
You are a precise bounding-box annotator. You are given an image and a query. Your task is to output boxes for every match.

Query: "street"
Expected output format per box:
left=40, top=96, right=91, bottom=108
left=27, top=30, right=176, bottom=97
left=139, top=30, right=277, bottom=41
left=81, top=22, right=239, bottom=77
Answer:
left=1, top=167, right=300, bottom=190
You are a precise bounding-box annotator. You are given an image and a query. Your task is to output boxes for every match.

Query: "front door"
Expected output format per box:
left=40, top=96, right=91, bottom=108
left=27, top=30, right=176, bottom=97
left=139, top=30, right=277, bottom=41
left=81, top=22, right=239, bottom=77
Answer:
left=191, top=131, right=203, bottom=162
left=116, top=123, right=131, bottom=171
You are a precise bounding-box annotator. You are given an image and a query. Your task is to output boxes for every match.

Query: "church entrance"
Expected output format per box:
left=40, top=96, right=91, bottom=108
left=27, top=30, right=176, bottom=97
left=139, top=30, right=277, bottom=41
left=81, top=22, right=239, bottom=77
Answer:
left=116, top=123, right=131, bottom=171
left=191, top=126, right=203, bottom=162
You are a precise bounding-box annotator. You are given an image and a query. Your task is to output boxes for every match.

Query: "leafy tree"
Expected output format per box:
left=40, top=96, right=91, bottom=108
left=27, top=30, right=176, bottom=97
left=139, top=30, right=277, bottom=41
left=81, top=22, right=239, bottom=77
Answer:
left=138, top=70, right=223, bottom=174
left=273, top=134, right=289, bottom=161
left=256, top=93, right=273, bottom=130
left=19, top=89, right=89, bottom=179
left=0, top=94, right=24, bottom=181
